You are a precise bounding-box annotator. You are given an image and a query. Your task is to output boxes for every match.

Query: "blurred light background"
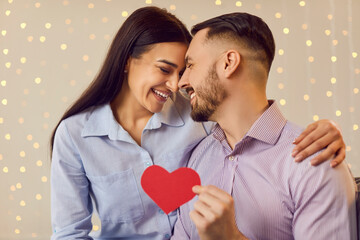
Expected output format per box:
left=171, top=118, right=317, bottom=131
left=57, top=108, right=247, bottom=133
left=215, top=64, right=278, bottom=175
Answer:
left=0, top=0, right=359, bottom=239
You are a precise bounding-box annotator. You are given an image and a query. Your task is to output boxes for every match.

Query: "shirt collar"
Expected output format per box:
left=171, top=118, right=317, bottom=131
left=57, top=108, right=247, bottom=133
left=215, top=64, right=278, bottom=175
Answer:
left=245, top=100, right=286, bottom=145
left=145, top=96, right=184, bottom=130
left=81, top=99, right=184, bottom=140
left=212, top=100, right=286, bottom=146
left=81, top=103, right=120, bottom=140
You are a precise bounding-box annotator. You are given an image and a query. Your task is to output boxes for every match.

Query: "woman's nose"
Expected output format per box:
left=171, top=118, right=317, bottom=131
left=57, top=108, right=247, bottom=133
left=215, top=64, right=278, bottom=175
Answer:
left=166, top=74, right=180, bottom=93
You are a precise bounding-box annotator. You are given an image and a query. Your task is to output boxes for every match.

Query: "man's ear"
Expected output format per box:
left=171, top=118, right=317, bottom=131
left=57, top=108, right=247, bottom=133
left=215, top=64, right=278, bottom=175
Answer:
left=223, top=50, right=241, bottom=78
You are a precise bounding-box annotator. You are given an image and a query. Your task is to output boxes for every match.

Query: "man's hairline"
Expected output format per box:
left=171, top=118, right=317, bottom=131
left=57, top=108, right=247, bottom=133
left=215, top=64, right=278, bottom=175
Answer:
left=191, top=27, right=270, bottom=73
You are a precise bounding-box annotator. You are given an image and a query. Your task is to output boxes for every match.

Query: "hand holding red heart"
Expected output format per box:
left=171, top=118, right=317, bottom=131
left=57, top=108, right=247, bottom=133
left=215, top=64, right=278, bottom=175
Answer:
left=190, top=185, right=248, bottom=240
left=141, top=165, right=200, bottom=214
left=141, top=166, right=248, bottom=239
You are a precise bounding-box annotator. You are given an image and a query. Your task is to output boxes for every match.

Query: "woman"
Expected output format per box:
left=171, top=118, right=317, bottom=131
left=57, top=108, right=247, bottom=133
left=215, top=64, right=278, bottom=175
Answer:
left=50, top=6, right=345, bottom=239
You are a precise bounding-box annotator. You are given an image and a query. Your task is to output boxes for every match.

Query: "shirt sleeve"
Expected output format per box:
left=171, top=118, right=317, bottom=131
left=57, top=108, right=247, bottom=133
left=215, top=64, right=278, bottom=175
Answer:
left=51, top=121, right=93, bottom=239
left=292, top=160, right=358, bottom=240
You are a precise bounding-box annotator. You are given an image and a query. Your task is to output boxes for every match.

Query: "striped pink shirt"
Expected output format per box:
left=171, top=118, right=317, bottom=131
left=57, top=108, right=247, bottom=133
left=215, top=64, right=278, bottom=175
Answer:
left=172, top=100, right=357, bottom=240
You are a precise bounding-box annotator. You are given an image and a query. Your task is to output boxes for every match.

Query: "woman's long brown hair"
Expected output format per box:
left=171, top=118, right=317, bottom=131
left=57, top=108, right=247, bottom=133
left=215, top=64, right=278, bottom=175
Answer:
left=50, top=6, right=191, bottom=156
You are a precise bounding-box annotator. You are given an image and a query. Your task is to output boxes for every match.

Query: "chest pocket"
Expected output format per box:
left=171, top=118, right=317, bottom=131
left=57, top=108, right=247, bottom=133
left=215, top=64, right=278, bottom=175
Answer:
left=87, top=168, right=144, bottom=223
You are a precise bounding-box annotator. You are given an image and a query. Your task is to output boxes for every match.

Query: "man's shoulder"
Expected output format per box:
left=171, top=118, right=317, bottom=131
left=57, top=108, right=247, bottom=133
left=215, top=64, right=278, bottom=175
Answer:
left=281, top=123, right=354, bottom=195
left=280, top=121, right=304, bottom=143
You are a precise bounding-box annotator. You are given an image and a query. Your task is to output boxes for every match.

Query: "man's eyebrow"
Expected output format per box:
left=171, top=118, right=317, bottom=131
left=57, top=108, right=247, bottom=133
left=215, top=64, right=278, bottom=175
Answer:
left=157, top=59, right=178, bottom=68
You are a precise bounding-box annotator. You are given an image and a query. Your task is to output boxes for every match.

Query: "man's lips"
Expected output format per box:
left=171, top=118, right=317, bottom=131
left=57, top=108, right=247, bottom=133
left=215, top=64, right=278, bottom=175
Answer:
left=179, top=87, right=196, bottom=103
left=187, top=90, right=196, bottom=104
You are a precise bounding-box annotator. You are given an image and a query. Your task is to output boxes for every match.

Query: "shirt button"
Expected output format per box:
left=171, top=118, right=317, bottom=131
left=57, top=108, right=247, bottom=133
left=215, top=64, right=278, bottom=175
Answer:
left=165, top=234, right=170, bottom=239
left=145, top=162, right=152, bottom=166
left=229, top=156, right=235, bottom=161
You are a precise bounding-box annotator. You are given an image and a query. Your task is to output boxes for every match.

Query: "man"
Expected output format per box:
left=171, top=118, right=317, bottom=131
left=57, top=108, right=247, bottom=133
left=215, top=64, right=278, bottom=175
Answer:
left=171, top=12, right=358, bottom=239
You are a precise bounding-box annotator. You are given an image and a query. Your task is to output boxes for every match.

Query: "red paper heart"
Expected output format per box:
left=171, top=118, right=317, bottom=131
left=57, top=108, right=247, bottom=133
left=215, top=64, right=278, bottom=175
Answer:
left=141, top=165, right=201, bottom=214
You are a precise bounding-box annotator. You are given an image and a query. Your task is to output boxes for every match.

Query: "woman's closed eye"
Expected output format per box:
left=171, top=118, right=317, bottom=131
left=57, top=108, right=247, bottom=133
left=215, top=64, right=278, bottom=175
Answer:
left=160, top=67, right=170, bottom=74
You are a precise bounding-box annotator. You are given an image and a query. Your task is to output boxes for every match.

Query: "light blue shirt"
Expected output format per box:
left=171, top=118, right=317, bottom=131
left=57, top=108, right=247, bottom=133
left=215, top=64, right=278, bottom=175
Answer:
left=51, top=93, right=213, bottom=239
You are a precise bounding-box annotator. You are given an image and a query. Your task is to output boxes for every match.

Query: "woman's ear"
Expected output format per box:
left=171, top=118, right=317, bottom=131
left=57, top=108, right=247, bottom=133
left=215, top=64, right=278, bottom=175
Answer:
left=223, top=50, right=241, bottom=78
left=124, top=57, right=131, bottom=73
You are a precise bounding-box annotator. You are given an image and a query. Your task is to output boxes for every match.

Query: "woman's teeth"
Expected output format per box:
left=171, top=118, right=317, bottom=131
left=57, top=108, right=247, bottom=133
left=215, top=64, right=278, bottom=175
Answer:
left=153, top=89, right=169, bottom=99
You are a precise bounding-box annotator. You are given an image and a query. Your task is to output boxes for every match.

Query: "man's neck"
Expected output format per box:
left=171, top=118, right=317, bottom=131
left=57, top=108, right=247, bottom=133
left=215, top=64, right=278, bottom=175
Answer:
left=214, top=93, right=269, bottom=150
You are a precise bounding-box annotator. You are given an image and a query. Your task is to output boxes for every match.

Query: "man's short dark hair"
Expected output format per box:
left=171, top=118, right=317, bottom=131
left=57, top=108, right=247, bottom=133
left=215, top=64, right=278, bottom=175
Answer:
left=191, top=12, right=275, bottom=72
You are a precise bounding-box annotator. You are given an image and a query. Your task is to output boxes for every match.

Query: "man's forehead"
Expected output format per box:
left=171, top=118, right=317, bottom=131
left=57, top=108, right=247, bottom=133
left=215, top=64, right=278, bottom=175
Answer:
left=191, top=29, right=208, bottom=46
left=186, top=29, right=209, bottom=59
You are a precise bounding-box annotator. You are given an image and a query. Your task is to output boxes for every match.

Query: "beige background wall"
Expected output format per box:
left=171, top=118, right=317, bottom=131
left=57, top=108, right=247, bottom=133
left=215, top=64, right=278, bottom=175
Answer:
left=0, top=0, right=359, bottom=239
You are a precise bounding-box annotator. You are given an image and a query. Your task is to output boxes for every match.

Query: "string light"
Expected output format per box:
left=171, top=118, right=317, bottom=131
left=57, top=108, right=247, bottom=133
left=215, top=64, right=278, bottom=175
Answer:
left=236, top=1, right=242, bottom=7
left=102, top=17, right=108, bottom=23
left=34, top=77, right=42, bottom=84
left=60, top=44, right=67, bottom=50
left=299, top=1, right=306, bottom=7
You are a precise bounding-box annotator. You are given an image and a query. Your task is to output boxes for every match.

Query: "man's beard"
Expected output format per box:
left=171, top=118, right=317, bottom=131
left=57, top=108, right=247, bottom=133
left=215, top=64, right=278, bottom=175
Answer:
left=190, top=65, right=227, bottom=122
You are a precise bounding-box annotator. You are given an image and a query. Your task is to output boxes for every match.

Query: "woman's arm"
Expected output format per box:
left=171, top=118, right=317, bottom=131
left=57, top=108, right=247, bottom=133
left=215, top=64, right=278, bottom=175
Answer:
left=292, top=119, right=345, bottom=167
left=51, top=121, right=93, bottom=239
